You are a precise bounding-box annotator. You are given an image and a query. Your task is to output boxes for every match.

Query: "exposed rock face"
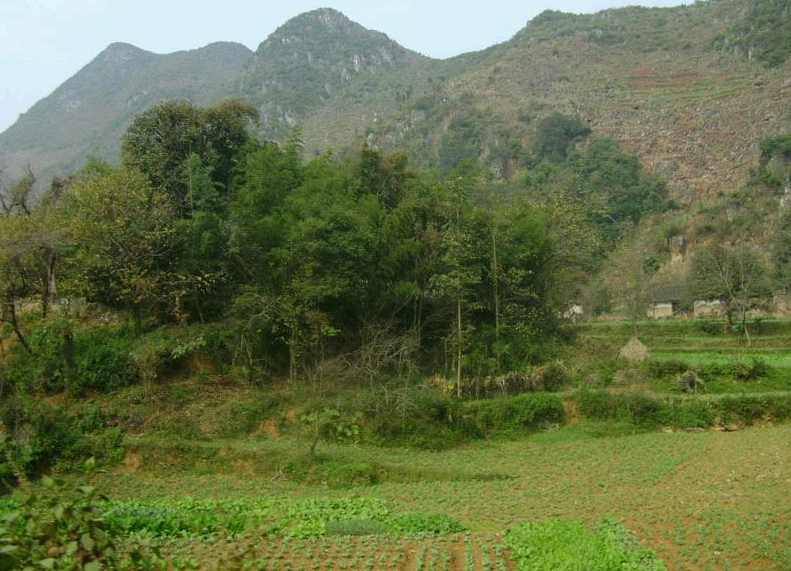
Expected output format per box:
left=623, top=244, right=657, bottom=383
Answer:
left=669, top=236, right=687, bottom=262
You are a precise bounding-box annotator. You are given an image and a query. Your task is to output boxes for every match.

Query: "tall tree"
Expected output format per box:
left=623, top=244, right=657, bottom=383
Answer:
left=122, top=99, right=258, bottom=213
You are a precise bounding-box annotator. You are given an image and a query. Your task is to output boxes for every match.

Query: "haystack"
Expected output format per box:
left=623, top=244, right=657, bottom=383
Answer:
left=619, top=337, right=650, bottom=363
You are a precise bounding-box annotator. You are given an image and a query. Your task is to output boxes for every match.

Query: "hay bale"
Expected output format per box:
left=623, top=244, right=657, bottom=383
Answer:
left=619, top=337, right=650, bottom=363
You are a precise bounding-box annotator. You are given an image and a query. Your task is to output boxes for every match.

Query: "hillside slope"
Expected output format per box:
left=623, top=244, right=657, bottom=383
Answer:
left=0, top=0, right=790, bottom=200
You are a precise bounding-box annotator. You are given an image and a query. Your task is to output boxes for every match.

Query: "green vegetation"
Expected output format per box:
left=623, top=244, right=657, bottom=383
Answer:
left=505, top=519, right=665, bottom=570
left=1, top=3, right=791, bottom=565
left=717, top=0, right=791, bottom=67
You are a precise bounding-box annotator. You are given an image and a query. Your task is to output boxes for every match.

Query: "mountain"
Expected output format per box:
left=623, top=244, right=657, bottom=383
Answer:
left=240, top=8, right=428, bottom=138
left=1, top=0, right=790, bottom=200
left=0, top=41, right=251, bottom=182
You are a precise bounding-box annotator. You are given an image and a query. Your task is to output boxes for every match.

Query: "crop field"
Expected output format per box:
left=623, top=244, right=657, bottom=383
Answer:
left=65, top=319, right=791, bottom=569
left=86, top=419, right=791, bottom=570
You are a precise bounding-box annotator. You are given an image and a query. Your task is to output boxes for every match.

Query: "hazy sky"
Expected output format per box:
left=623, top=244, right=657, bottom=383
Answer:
left=0, top=0, right=685, bottom=133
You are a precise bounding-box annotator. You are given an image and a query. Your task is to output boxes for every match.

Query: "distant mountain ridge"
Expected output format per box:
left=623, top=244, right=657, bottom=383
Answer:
left=1, top=1, right=790, bottom=201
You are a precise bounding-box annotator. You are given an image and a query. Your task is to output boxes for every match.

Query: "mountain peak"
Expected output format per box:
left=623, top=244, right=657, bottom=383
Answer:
left=96, top=42, right=150, bottom=65
left=294, top=7, right=350, bottom=24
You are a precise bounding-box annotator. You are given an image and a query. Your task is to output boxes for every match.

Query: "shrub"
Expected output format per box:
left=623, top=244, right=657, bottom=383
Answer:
left=575, top=389, right=629, bottom=421
left=70, top=331, right=137, bottom=394
left=130, top=328, right=203, bottom=383
left=0, top=459, right=157, bottom=569
left=696, top=321, right=722, bottom=336
left=467, top=393, right=566, bottom=434
left=732, top=358, right=770, bottom=382
left=1, top=323, right=137, bottom=395
left=0, top=400, right=125, bottom=484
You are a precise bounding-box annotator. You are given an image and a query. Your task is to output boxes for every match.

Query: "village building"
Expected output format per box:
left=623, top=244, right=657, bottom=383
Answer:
left=647, top=285, right=688, bottom=319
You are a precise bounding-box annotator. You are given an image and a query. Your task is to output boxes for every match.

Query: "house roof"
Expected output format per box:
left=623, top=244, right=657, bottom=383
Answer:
left=651, top=284, right=689, bottom=303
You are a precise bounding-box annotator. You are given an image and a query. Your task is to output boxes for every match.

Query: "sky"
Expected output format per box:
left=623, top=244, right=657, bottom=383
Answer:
left=0, top=0, right=685, bottom=133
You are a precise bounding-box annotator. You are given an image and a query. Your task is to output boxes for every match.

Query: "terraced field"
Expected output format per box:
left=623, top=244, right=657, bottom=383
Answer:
left=89, top=419, right=791, bottom=570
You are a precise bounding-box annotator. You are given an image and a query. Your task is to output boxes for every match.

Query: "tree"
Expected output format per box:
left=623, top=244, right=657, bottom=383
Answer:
left=690, top=242, right=771, bottom=340
left=534, top=112, right=591, bottom=163
left=429, top=177, right=483, bottom=396
left=66, top=167, right=177, bottom=334
left=0, top=171, right=67, bottom=352
left=122, top=99, right=258, bottom=213
left=605, top=236, right=656, bottom=338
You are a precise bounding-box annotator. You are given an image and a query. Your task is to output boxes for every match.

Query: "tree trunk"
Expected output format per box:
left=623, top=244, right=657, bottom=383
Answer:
left=133, top=304, right=143, bottom=337
left=308, top=415, right=320, bottom=464
left=742, top=305, right=752, bottom=347
left=289, top=326, right=298, bottom=383
left=42, top=252, right=58, bottom=319
left=491, top=229, right=501, bottom=371
left=456, top=297, right=462, bottom=398
left=5, top=301, right=32, bottom=354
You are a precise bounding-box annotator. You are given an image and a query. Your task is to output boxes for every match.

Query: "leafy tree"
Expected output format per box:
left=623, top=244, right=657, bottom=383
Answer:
left=605, top=237, right=657, bottom=338
left=429, top=177, right=484, bottom=395
left=534, top=112, right=591, bottom=163
left=66, top=167, right=177, bottom=334
left=121, top=99, right=258, bottom=213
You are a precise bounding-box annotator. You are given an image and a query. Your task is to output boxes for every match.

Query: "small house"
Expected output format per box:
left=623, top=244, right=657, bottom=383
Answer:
left=647, top=285, right=688, bottom=319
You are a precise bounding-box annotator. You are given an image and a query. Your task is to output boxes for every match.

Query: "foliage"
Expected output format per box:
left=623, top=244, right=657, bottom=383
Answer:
left=66, top=166, right=178, bottom=333
left=0, top=400, right=124, bottom=485
left=717, top=0, right=791, bottom=67
left=533, top=113, right=591, bottom=163
left=121, top=99, right=258, bottom=211
left=2, top=321, right=137, bottom=395
left=760, top=133, right=791, bottom=189
left=386, top=512, right=466, bottom=534
left=0, top=458, right=156, bottom=570
left=504, top=518, right=665, bottom=570
left=466, top=393, right=566, bottom=435
left=574, top=389, right=791, bottom=429
left=690, top=241, right=771, bottom=329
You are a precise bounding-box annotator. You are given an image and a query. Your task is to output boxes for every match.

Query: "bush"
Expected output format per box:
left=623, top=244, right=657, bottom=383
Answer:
left=1, top=322, right=137, bottom=395
left=574, top=389, right=791, bottom=430
left=466, top=393, right=566, bottom=435
left=0, top=459, right=157, bottom=570
left=696, top=321, right=722, bottom=336
left=130, top=328, right=204, bottom=383
left=70, top=331, right=137, bottom=394
left=0, top=399, right=125, bottom=484
left=732, top=358, right=770, bottom=382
